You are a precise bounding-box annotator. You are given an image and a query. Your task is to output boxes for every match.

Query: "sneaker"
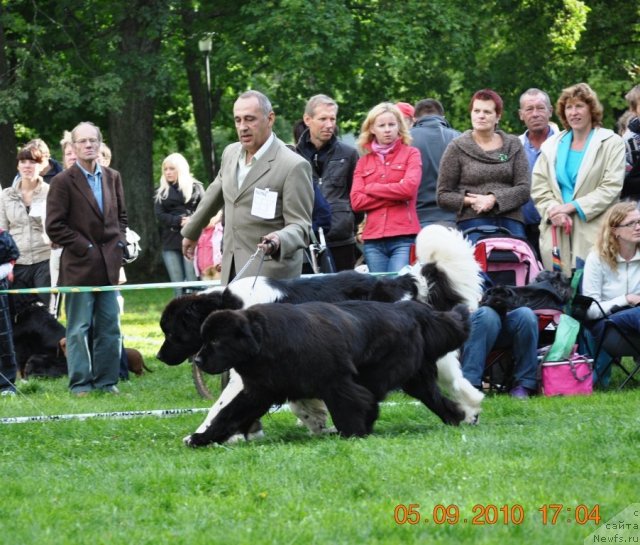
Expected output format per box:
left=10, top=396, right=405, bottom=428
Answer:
left=102, top=386, right=120, bottom=395
left=509, top=385, right=531, bottom=399
left=1, top=389, right=16, bottom=397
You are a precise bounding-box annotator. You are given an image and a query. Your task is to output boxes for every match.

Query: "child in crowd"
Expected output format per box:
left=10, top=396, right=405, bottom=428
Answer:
left=194, top=210, right=223, bottom=281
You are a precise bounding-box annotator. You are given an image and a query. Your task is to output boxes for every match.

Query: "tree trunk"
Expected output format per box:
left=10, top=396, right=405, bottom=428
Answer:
left=180, top=6, right=221, bottom=183
left=107, top=3, right=166, bottom=282
left=0, top=7, right=16, bottom=188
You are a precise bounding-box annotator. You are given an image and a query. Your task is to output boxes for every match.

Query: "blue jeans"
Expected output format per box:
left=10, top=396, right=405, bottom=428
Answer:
left=162, top=249, right=198, bottom=296
left=458, top=218, right=526, bottom=245
left=363, top=236, right=415, bottom=273
left=588, top=306, right=640, bottom=386
left=65, top=291, right=122, bottom=393
left=461, top=306, right=539, bottom=391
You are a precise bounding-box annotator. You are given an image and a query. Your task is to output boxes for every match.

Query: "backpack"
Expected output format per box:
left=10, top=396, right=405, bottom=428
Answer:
left=0, top=229, right=20, bottom=264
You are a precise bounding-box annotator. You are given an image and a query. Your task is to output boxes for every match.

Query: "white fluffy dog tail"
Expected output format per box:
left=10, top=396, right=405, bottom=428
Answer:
left=413, top=225, right=484, bottom=311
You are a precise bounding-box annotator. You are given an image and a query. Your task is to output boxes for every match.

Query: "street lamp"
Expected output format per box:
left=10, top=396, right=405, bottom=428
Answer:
left=198, top=34, right=216, bottom=177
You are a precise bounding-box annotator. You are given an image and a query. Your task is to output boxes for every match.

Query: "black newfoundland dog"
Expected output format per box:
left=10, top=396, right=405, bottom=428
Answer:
left=158, top=271, right=420, bottom=440
left=186, top=300, right=470, bottom=447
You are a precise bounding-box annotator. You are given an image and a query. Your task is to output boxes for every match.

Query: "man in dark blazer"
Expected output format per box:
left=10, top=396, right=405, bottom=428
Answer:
left=182, top=90, right=313, bottom=285
left=46, top=122, right=128, bottom=396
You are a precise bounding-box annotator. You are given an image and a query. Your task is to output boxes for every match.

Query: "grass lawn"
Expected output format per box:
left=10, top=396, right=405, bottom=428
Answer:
left=1, top=288, right=638, bottom=545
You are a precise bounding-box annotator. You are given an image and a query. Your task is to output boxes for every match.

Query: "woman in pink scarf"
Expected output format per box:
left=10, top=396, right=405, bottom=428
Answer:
left=350, top=102, right=422, bottom=272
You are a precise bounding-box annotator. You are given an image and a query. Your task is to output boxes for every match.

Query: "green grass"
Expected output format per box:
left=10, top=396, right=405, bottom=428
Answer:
left=1, top=289, right=639, bottom=545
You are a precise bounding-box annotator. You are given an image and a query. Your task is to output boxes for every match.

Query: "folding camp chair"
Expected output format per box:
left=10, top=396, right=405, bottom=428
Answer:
left=481, top=309, right=561, bottom=393
left=571, top=294, right=640, bottom=390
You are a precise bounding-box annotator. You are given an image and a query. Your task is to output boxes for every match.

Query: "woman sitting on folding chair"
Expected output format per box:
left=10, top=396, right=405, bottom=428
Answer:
left=582, top=201, right=640, bottom=386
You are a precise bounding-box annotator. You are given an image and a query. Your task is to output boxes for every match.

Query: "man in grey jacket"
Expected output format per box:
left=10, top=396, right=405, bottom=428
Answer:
left=410, top=99, right=460, bottom=228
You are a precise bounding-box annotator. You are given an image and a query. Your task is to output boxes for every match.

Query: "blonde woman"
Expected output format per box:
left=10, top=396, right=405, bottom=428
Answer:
left=583, top=201, right=640, bottom=384
left=350, top=102, right=422, bottom=272
left=154, top=153, right=204, bottom=295
left=532, top=83, right=625, bottom=275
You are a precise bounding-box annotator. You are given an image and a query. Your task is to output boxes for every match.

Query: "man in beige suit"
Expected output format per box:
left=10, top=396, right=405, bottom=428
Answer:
left=181, top=91, right=317, bottom=442
left=182, top=90, right=313, bottom=284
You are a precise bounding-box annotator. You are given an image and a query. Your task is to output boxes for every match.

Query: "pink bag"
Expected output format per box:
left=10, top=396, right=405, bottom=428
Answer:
left=541, top=354, right=593, bottom=397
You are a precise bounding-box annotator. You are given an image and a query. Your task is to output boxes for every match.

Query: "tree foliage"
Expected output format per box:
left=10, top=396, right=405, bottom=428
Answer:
left=0, top=0, right=638, bottom=280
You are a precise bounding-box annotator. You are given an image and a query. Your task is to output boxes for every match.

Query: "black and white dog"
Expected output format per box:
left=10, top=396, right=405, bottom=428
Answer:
left=187, top=301, right=470, bottom=446
left=157, top=225, right=485, bottom=441
left=409, top=225, right=485, bottom=423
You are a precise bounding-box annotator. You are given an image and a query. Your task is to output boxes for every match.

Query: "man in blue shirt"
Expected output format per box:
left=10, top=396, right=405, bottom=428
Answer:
left=518, top=88, right=556, bottom=259
left=46, top=122, right=128, bottom=396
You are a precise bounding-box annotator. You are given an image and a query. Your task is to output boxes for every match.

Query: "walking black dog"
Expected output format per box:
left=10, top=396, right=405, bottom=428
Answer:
left=187, top=300, right=470, bottom=446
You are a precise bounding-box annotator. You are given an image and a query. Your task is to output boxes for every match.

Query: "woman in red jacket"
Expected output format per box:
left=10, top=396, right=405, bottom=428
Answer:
left=350, top=102, right=422, bottom=272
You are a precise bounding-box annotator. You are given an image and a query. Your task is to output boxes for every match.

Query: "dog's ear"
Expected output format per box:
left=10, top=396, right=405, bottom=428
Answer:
left=238, top=315, right=261, bottom=356
left=221, top=288, right=244, bottom=310
left=202, top=310, right=261, bottom=357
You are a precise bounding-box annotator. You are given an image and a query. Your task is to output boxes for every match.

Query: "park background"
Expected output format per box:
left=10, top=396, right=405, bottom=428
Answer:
left=0, top=0, right=638, bottom=282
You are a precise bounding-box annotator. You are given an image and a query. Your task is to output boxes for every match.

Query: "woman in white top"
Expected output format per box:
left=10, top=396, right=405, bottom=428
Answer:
left=582, top=201, right=640, bottom=384
left=0, top=146, right=51, bottom=306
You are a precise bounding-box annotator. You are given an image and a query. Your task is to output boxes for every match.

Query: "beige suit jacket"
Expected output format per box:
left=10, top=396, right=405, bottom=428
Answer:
left=182, top=136, right=313, bottom=285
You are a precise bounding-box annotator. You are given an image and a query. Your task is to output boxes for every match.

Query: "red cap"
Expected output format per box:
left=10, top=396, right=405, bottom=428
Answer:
left=395, top=102, right=415, bottom=119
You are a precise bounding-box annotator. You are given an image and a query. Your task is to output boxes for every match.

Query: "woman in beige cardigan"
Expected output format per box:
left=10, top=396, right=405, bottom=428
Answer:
left=532, top=83, right=625, bottom=276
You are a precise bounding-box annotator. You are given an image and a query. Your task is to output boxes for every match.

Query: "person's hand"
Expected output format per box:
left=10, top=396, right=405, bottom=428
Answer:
left=548, top=204, right=574, bottom=235
left=258, top=233, right=280, bottom=256
left=626, top=293, right=640, bottom=306
left=180, top=216, right=190, bottom=227
left=466, top=193, right=496, bottom=214
left=182, top=238, right=197, bottom=260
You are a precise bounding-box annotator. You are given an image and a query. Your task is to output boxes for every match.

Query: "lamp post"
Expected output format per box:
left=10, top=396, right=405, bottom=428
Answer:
left=198, top=34, right=216, bottom=177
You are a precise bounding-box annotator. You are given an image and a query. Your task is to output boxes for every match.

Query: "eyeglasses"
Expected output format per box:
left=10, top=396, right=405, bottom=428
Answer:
left=73, top=138, right=100, bottom=145
left=616, top=220, right=640, bottom=229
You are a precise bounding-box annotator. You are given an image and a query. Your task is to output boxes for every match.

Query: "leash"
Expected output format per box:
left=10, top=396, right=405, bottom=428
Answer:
left=228, top=247, right=267, bottom=291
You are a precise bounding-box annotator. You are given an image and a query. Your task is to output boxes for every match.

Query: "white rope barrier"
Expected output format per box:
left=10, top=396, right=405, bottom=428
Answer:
left=0, top=407, right=210, bottom=424
left=0, top=400, right=418, bottom=425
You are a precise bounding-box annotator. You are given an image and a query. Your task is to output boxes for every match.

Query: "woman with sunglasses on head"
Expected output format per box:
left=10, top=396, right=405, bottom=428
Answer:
left=532, top=83, right=625, bottom=276
left=582, top=202, right=640, bottom=385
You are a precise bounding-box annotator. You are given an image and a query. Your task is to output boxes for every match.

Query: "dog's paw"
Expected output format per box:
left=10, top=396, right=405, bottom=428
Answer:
left=183, top=433, right=210, bottom=448
left=463, top=412, right=481, bottom=425
left=183, top=434, right=197, bottom=447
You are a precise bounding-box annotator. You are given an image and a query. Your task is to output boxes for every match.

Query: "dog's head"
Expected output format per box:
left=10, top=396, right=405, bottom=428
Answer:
left=480, top=285, right=520, bottom=317
left=125, top=348, right=146, bottom=376
left=23, top=353, right=67, bottom=379
left=157, top=288, right=244, bottom=365
left=193, top=309, right=261, bottom=375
